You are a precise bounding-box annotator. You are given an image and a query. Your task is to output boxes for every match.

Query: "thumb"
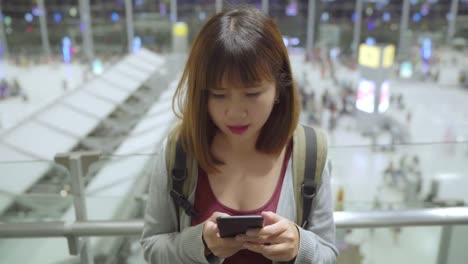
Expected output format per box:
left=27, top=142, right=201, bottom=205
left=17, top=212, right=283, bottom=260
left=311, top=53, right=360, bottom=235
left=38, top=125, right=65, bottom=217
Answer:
left=204, top=220, right=219, bottom=235
left=209, top=211, right=230, bottom=221
left=262, top=211, right=283, bottom=226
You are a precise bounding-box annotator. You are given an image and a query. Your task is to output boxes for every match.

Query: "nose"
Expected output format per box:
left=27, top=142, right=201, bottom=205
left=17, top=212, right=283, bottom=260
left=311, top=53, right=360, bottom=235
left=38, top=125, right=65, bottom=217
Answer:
left=225, top=97, right=247, bottom=119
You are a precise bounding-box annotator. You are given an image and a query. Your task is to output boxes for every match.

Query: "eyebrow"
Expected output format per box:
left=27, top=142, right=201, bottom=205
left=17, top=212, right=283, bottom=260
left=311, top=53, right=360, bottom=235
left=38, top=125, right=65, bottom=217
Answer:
left=211, top=85, right=263, bottom=90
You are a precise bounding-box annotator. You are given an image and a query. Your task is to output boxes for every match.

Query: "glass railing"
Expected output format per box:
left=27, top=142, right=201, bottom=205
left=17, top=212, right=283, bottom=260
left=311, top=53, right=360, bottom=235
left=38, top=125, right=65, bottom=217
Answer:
left=0, top=160, right=76, bottom=264
left=2, top=208, right=468, bottom=264
left=329, top=141, right=468, bottom=212
left=337, top=226, right=442, bottom=264
left=2, top=142, right=467, bottom=220
left=0, top=160, right=72, bottom=223
left=0, top=153, right=157, bottom=264
left=82, top=153, right=158, bottom=221
left=0, top=237, right=78, bottom=264
left=0, top=142, right=467, bottom=264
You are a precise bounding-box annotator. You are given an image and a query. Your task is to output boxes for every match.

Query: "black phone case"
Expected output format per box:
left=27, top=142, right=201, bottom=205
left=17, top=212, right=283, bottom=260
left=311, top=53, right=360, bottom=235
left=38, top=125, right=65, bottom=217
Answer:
left=216, top=216, right=264, bottom=238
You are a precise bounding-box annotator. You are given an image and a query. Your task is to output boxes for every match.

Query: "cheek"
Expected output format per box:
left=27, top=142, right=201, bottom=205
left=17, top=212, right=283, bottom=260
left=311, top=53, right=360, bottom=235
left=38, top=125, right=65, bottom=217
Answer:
left=246, top=99, right=273, bottom=125
left=256, top=94, right=275, bottom=116
left=207, top=99, right=222, bottom=124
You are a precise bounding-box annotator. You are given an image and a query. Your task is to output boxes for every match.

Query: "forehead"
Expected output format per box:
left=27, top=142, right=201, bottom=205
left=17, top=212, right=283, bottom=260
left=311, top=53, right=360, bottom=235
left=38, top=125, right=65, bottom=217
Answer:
left=209, top=62, right=275, bottom=90
left=215, top=76, right=269, bottom=90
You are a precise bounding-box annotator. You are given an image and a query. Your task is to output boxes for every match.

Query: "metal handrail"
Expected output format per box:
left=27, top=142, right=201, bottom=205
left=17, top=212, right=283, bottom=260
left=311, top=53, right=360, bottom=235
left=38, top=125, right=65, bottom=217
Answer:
left=1, top=207, right=468, bottom=238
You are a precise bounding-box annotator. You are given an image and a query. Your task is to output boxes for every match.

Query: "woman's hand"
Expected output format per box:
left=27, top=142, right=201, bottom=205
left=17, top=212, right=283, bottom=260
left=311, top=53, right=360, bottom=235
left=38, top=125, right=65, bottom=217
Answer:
left=202, top=212, right=245, bottom=258
left=235, top=211, right=300, bottom=262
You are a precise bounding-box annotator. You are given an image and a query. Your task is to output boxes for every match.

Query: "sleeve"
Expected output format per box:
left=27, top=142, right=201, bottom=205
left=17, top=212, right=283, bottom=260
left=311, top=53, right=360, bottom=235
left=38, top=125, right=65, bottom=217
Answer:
left=140, top=141, right=223, bottom=264
left=294, top=160, right=339, bottom=264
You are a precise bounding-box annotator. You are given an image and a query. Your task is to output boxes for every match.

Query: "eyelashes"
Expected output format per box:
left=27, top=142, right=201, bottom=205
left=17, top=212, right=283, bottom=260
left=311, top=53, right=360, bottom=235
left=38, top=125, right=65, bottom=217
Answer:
left=210, top=94, right=225, bottom=99
left=209, top=92, right=261, bottom=99
left=246, top=92, right=260, bottom=97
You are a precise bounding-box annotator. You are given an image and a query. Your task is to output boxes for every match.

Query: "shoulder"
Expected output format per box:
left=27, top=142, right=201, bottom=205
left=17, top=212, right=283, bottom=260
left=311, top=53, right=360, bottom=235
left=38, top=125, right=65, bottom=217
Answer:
left=295, top=124, right=328, bottom=139
left=152, top=137, right=170, bottom=174
left=293, top=123, right=329, bottom=156
left=149, top=131, right=176, bottom=179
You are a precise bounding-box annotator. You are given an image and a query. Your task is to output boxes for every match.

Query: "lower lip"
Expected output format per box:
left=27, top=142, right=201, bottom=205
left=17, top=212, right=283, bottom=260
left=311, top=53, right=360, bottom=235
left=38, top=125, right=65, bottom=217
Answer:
left=228, top=125, right=249, bottom=135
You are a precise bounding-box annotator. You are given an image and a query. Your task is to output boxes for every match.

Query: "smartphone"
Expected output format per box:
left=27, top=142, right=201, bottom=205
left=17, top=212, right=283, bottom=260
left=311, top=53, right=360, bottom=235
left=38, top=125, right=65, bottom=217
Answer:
left=216, top=215, right=264, bottom=238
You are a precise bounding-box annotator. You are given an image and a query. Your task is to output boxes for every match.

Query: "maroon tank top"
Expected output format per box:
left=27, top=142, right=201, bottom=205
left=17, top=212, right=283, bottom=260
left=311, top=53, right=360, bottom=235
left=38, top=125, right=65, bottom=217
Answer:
left=191, top=143, right=292, bottom=264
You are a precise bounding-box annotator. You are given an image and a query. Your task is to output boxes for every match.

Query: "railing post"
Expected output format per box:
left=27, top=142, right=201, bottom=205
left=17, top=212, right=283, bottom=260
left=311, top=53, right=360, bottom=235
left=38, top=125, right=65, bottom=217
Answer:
left=306, top=0, right=317, bottom=55
left=447, top=0, right=459, bottom=43
left=37, top=0, right=51, bottom=59
left=0, top=5, right=9, bottom=59
left=262, top=0, right=269, bottom=14
left=124, top=0, right=135, bottom=53
left=78, top=0, right=95, bottom=63
left=351, top=0, right=363, bottom=58
left=55, top=151, right=100, bottom=264
left=215, top=0, right=222, bottom=13
left=437, top=225, right=452, bottom=264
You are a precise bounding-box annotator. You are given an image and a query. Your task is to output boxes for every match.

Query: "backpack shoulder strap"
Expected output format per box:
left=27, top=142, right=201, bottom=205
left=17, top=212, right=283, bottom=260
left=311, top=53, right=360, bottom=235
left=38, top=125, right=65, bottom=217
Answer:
left=165, top=133, right=199, bottom=232
left=292, top=124, right=328, bottom=228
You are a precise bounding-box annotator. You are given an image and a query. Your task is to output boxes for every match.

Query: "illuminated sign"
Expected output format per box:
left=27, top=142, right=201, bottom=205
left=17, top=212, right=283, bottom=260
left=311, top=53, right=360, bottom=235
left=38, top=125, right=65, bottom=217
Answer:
left=400, top=61, right=413, bottom=78
left=379, top=81, right=390, bottom=113
left=359, top=44, right=395, bottom=69
left=359, top=44, right=380, bottom=68
left=173, top=22, right=188, bottom=37
left=382, top=45, right=395, bottom=68
left=62, top=37, right=72, bottom=63
left=356, top=79, right=376, bottom=113
left=356, top=79, right=391, bottom=113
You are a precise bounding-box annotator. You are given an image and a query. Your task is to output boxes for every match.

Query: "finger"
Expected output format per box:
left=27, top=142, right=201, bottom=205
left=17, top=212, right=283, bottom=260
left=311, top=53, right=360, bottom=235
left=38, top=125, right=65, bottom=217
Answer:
left=205, top=220, right=219, bottom=235
left=262, top=211, right=283, bottom=226
left=223, top=237, right=244, bottom=247
left=264, top=252, right=295, bottom=262
left=248, top=221, right=286, bottom=237
left=243, top=235, right=285, bottom=248
left=209, top=211, right=230, bottom=221
left=243, top=242, right=266, bottom=254
left=242, top=241, right=285, bottom=255
left=236, top=234, right=269, bottom=244
left=256, top=243, right=291, bottom=258
left=244, top=228, right=262, bottom=236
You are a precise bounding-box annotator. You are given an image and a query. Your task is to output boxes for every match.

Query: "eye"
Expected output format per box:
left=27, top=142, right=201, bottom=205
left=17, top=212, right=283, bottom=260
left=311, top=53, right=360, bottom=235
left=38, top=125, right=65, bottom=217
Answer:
left=246, top=92, right=261, bottom=97
left=209, top=93, right=225, bottom=99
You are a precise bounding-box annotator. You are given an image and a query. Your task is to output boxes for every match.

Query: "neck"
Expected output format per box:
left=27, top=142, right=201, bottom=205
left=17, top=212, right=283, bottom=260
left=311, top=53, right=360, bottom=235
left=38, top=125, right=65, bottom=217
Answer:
left=213, top=131, right=259, bottom=159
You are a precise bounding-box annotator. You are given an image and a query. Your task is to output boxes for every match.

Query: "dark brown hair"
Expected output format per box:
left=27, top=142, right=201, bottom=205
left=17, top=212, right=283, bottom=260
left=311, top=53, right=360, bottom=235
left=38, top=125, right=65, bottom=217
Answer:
left=172, top=6, right=300, bottom=173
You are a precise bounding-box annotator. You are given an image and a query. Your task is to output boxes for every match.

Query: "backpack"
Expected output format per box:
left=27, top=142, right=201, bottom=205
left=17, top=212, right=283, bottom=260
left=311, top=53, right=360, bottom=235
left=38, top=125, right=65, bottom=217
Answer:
left=166, top=124, right=328, bottom=232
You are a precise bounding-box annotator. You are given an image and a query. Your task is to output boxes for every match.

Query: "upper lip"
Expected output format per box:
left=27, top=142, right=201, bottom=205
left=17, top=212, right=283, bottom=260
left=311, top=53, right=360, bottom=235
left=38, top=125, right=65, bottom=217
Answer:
left=228, top=125, right=249, bottom=128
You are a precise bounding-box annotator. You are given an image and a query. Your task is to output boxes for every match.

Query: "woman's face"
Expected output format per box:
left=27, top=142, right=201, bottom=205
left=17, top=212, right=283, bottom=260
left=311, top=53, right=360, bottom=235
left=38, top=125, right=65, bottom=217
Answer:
left=207, top=77, right=276, bottom=143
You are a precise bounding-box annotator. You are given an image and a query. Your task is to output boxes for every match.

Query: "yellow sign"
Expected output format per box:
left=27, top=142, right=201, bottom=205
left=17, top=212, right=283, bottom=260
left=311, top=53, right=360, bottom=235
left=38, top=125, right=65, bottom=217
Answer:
left=358, top=44, right=380, bottom=69
left=359, top=44, right=395, bottom=68
left=382, top=45, right=395, bottom=68
left=173, top=22, right=188, bottom=37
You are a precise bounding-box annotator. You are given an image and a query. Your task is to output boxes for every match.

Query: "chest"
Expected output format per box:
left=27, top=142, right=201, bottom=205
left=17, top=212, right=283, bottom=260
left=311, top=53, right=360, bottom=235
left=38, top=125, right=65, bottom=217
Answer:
left=206, top=156, right=286, bottom=211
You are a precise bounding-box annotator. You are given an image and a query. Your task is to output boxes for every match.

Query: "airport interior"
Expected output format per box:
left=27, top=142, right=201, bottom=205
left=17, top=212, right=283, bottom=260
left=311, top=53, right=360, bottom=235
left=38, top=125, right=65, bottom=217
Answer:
left=0, top=0, right=468, bottom=263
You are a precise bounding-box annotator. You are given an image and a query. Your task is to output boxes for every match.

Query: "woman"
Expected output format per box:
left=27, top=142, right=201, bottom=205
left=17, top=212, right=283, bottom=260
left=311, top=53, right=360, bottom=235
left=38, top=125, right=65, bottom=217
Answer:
left=141, top=6, right=337, bottom=264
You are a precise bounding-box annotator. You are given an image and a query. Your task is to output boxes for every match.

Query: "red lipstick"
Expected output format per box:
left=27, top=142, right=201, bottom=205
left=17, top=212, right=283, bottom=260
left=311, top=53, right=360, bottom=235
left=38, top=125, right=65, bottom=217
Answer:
left=228, top=125, right=249, bottom=135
